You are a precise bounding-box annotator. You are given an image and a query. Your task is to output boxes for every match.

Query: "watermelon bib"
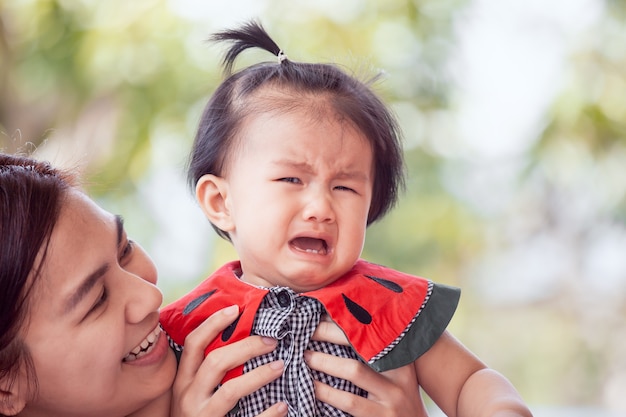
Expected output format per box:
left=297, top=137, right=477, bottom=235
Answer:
left=160, top=259, right=460, bottom=382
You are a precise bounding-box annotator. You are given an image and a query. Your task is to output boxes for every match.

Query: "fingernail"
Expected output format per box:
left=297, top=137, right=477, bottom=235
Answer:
left=270, top=360, right=284, bottom=370
left=223, top=305, right=238, bottom=316
left=262, top=336, right=277, bottom=346
left=277, top=402, right=288, bottom=414
left=303, top=350, right=312, bottom=363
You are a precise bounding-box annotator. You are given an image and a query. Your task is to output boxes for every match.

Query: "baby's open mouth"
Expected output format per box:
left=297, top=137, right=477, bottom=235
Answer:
left=290, top=237, right=329, bottom=255
left=123, top=325, right=161, bottom=362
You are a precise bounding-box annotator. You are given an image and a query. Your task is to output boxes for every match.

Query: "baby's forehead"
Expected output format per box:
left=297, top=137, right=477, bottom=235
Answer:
left=227, top=85, right=376, bottom=161
left=231, top=110, right=373, bottom=174
left=239, top=90, right=366, bottom=135
left=244, top=86, right=335, bottom=115
left=237, top=107, right=370, bottom=150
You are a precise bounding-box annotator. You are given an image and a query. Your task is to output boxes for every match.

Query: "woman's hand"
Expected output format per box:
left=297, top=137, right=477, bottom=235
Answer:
left=307, top=316, right=427, bottom=417
left=171, top=305, right=288, bottom=417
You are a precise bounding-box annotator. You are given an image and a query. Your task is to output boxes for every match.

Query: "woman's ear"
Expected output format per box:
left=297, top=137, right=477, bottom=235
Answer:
left=196, top=174, right=235, bottom=233
left=0, top=377, right=27, bottom=416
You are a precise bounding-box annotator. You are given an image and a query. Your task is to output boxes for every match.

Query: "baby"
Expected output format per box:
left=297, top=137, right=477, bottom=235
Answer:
left=161, top=20, right=532, bottom=417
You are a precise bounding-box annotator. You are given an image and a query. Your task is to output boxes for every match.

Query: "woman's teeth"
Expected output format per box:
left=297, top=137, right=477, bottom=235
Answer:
left=123, top=325, right=161, bottom=362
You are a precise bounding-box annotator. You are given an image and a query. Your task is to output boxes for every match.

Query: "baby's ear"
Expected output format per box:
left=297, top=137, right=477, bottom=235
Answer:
left=0, top=376, right=27, bottom=416
left=196, top=174, right=235, bottom=233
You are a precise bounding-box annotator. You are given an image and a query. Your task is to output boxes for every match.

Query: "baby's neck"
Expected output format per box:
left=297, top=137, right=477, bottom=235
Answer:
left=232, top=258, right=356, bottom=293
left=239, top=273, right=307, bottom=291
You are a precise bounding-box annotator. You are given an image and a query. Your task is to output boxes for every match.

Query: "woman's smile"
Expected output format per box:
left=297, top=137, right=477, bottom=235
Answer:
left=122, top=325, right=169, bottom=366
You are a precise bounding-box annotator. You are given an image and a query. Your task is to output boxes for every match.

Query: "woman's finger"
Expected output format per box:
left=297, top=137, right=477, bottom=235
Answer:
left=174, top=342, right=284, bottom=417
left=255, top=401, right=288, bottom=417
left=307, top=350, right=423, bottom=417
left=310, top=316, right=349, bottom=346
left=306, top=349, right=412, bottom=395
left=206, top=360, right=285, bottom=413
left=176, top=305, right=240, bottom=384
left=313, top=380, right=380, bottom=417
left=305, top=350, right=384, bottom=416
left=193, top=335, right=278, bottom=389
left=182, top=361, right=285, bottom=417
left=305, top=350, right=384, bottom=392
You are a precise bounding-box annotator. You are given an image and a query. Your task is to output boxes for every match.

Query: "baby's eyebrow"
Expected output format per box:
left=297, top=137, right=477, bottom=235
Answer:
left=272, top=159, right=370, bottom=181
left=272, top=159, right=313, bottom=172
left=334, top=170, right=370, bottom=182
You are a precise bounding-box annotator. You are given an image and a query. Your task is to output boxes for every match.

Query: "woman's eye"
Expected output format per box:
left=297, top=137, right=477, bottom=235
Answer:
left=89, top=287, right=108, bottom=315
left=120, top=240, right=134, bottom=261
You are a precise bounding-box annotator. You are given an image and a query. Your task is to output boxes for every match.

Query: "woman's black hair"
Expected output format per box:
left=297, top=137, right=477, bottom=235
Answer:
left=0, top=153, right=74, bottom=410
left=188, top=20, right=405, bottom=240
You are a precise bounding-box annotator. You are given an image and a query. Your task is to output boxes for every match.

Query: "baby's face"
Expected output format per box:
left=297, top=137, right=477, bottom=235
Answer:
left=222, top=109, right=374, bottom=292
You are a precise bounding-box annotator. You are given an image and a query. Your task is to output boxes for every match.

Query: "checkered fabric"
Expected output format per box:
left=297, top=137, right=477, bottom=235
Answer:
left=165, top=286, right=367, bottom=417
left=234, top=286, right=367, bottom=417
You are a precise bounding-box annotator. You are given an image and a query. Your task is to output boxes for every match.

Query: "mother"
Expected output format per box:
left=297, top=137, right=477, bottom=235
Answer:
left=0, top=152, right=421, bottom=417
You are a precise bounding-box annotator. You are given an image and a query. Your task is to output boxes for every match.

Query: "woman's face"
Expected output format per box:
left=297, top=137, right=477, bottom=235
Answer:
left=18, top=189, right=176, bottom=417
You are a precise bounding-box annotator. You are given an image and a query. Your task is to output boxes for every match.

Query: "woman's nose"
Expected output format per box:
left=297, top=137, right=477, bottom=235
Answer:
left=123, top=264, right=163, bottom=323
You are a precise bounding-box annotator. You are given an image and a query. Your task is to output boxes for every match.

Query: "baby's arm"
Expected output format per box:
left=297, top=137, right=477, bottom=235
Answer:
left=415, top=331, right=532, bottom=417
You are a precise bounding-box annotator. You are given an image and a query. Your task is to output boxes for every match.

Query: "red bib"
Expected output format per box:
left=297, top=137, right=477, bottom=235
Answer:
left=160, top=259, right=458, bottom=382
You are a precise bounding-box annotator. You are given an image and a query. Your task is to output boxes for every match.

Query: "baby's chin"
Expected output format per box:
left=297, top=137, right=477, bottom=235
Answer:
left=275, top=273, right=346, bottom=293
left=240, top=257, right=355, bottom=292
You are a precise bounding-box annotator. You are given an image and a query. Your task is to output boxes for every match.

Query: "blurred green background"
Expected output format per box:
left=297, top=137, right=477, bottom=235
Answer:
left=1, top=0, right=625, bottom=415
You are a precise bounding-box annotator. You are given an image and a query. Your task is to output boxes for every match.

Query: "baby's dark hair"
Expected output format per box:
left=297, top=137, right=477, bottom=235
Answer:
left=188, top=20, right=405, bottom=240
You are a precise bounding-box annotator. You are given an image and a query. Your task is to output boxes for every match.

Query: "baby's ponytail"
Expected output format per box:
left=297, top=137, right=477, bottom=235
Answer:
left=211, top=20, right=287, bottom=75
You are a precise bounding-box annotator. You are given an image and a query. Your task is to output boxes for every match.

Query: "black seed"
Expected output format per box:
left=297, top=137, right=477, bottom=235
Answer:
left=342, top=294, right=372, bottom=324
left=183, top=289, right=217, bottom=315
left=221, top=312, right=242, bottom=342
left=365, top=275, right=403, bottom=293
